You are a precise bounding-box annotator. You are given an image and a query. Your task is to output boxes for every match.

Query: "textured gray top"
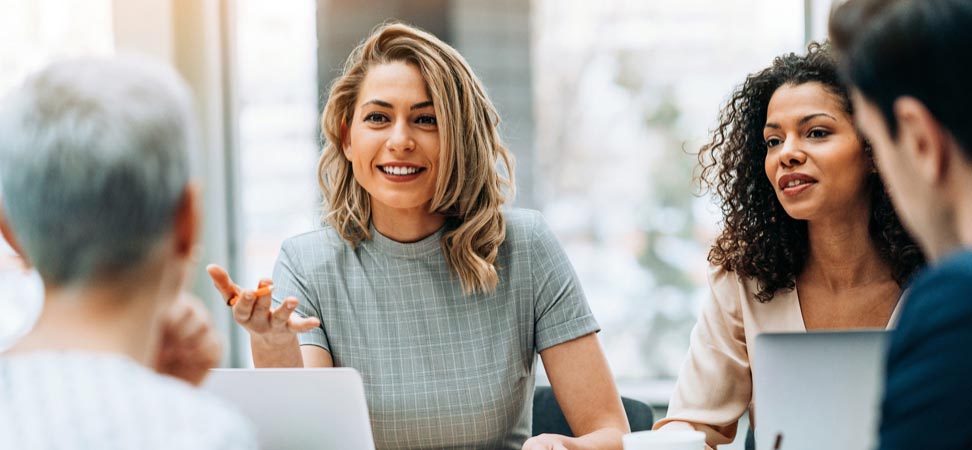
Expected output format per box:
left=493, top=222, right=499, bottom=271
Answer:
left=0, top=352, right=257, bottom=450
left=272, top=208, right=599, bottom=449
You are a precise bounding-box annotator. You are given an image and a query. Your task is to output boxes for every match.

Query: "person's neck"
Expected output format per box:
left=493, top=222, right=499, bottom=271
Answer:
left=803, top=205, right=891, bottom=292
left=372, top=202, right=446, bottom=243
left=954, top=196, right=972, bottom=257
left=922, top=161, right=972, bottom=262
left=7, top=274, right=169, bottom=367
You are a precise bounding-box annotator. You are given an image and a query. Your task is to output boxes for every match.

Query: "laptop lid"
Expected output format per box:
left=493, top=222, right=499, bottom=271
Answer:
left=752, top=330, right=889, bottom=450
left=203, top=368, right=376, bottom=450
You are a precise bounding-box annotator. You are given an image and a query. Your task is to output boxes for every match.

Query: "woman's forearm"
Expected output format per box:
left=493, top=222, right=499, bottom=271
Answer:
left=250, top=334, right=303, bottom=367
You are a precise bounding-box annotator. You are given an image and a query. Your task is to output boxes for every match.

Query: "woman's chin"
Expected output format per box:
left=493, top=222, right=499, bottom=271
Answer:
left=371, top=194, right=435, bottom=214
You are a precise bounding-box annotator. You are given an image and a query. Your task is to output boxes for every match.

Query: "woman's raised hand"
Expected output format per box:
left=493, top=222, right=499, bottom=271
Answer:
left=205, top=264, right=320, bottom=345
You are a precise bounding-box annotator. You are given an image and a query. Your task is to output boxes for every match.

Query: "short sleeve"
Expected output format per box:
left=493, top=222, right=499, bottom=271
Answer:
left=879, top=256, right=972, bottom=450
left=654, top=264, right=751, bottom=448
left=530, top=213, right=600, bottom=352
left=272, top=238, right=330, bottom=352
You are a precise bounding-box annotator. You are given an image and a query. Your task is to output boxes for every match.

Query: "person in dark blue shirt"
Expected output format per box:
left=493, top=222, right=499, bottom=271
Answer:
left=880, top=251, right=972, bottom=448
left=830, top=0, right=972, bottom=448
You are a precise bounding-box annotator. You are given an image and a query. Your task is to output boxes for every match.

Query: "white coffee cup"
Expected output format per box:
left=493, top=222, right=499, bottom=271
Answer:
left=622, top=430, right=706, bottom=450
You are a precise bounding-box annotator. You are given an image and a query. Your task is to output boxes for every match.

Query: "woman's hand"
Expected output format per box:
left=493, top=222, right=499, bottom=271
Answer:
left=522, top=434, right=570, bottom=450
left=206, top=264, right=320, bottom=346
left=155, top=292, right=223, bottom=386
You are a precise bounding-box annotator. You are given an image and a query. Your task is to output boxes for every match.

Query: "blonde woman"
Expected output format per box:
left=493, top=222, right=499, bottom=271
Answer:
left=207, top=23, right=629, bottom=450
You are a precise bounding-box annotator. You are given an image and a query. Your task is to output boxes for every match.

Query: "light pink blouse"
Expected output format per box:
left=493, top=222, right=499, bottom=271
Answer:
left=653, top=264, right=900, bottom=449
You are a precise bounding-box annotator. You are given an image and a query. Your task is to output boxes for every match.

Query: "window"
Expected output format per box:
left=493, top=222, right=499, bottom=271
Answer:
left=231, top=0, right=320, bottom=364
left=532, top=0, right=805, bottom=385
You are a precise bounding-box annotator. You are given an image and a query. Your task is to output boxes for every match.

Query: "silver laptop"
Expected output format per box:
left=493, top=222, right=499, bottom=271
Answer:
left=752, top=330, right=889, bottom=450
left=203, top=368, right=376, bottom=450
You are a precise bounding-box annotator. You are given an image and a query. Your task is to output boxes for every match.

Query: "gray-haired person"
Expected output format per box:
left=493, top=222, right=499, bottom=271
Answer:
left=0, top=58, right=257, bottom=450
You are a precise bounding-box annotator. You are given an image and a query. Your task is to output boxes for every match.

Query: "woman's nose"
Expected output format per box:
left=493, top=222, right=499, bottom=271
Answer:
left=385, top=122, right=415, bottom=152
left=778, top=138, right=806, bottom=167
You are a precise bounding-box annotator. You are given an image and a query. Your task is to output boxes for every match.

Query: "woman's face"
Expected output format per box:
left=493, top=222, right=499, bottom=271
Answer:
left=344, top=61, right=440, bottom=216
left=763, top=82, right=871, bottom=222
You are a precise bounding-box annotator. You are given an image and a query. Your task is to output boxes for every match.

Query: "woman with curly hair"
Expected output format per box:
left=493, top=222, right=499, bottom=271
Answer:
left=653, top=42, right=924, bottom=448
left=206, top=23, right=629, bottom=450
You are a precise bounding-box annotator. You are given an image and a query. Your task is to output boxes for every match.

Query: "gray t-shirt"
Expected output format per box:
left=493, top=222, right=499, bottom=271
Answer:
left=0, top=352, right=257, bottom=450
left=272, top=208, right=599, bottom=449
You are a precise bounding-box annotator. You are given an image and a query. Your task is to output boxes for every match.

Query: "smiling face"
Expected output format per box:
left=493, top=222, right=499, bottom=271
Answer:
left=763, top=82, right=871, bottom=222
left=343, top=61, right=441, bottom=219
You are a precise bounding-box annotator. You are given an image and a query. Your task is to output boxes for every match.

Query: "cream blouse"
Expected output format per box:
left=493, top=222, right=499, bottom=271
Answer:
left=654, top=263, right=901, bottom=448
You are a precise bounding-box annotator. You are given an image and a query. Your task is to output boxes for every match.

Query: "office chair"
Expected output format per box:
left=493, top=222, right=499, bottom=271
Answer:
left=532, top=385, right=654, bottom=436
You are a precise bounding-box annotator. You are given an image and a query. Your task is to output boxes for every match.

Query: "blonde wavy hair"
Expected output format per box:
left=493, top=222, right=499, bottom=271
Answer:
left=318, top=22, right=515, bottom=295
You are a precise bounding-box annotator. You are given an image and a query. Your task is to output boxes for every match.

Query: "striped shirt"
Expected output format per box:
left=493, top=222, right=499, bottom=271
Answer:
left=0, top=352, right=258, bottom=450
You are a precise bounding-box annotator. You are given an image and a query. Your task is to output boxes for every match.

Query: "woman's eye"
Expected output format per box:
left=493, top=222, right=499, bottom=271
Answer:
left=765, top=137, right=782, bottom=148
left=415, top=115, right=437, bottom=126
left=808, top=129, right=830, bottom=139
left=364, top=113, right=388, bottom=124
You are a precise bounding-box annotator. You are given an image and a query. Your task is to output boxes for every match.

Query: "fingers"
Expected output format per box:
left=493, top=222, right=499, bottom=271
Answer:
left=521, top=435, right=569, bottom=450
left=206, top=264, right=240, bottom=305
left=286, top=314, right=321, bottom=333
left=270, top=296, right=320, bottom=333
left=270, top=297, right=296, bottom=327
left=171, top=298, right=208, bottom=343
left=155, top=293, right=224, bottom=385
left=232, top=289, right=259, bottom=325
left=252, top=281, right=274, bottom=318
left=217, top=274, right=319, bottom=340
left=234, top=277, right=273, bottom=307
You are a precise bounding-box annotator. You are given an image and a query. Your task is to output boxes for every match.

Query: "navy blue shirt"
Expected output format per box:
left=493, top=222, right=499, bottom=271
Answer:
left=880, top=250, right=972, bottom=450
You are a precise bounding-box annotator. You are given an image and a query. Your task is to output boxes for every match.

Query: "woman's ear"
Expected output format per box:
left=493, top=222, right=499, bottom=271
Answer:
left=0, top=200, right=27, bottom=261
left=894, top=97, right=949, bottom=186
left=172, top=182, right=201, bottom=260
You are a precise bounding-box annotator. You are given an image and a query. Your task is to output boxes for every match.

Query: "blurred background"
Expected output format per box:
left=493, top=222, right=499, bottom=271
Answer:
left=0, top=0, right=832, bottom=445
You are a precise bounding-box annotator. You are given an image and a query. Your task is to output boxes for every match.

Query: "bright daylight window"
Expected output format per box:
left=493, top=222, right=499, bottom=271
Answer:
left=233, top=0, right=321, bottom=363
left=532, top=0, right=804, bottom=391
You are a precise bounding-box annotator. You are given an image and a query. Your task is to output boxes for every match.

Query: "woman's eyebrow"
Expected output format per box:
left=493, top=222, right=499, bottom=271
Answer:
left=765, top=113, right=838, bottom=130
left=362, top=99, right=392, bottom=108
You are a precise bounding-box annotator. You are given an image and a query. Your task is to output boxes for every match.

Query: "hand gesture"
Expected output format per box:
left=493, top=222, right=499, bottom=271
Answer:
left=155, top=292, right=223, bottom=386
left=205, top=264, right=320, bottom=346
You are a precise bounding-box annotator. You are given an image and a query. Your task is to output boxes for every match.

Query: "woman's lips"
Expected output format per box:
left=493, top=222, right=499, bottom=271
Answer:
left=782, top=181, right=816, bottom=197
left=377, top=165, right=425, bottom=182
left=778, top=173, right=818, bottom=197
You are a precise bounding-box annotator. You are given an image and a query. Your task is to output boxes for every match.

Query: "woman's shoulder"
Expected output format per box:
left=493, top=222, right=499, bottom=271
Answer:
left=706, top=262, right=762, bottom=308
left=500, top=208, right=549, bottom=243
left=502, top=207, right=544, bottom=229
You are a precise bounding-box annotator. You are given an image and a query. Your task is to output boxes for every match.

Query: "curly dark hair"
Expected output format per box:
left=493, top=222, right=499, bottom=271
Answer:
left=698, top=42, right=924, bottom=302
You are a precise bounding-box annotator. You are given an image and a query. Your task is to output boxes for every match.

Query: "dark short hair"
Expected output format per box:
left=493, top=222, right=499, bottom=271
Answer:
left=830, top=0, right=972, bottom=159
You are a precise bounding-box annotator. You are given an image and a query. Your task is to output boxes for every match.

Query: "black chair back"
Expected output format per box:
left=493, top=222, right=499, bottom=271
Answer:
left=532, top=385, right=654, bottom=436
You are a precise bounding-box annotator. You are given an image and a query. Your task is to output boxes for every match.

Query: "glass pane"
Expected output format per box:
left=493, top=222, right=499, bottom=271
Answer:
left=533, top=0, right=804, bottom=383
left=236, top=0, right=320, bottom=288
left=234, top=0, right=320, bottom=363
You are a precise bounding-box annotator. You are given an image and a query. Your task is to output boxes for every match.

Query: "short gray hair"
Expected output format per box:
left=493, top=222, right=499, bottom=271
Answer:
left=0, top=57, right=196, bottom=285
